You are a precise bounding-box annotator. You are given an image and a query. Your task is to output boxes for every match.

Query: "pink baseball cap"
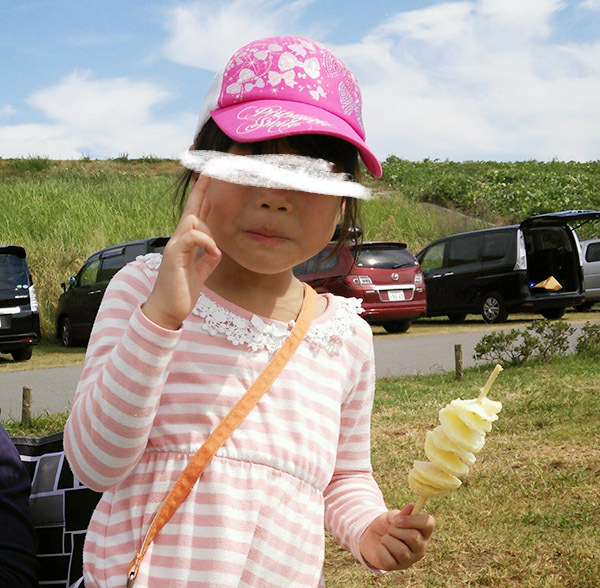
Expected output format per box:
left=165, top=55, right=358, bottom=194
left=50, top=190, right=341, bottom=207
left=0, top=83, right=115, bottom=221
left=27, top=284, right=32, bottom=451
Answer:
left=194, top=36, right=382, bottom=177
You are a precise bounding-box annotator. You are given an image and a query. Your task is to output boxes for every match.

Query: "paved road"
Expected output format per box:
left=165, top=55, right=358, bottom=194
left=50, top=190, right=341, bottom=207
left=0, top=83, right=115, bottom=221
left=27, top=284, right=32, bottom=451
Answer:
left=373, top=330, right=486, bottom=377
left=0, top=323, right=589, bottom=420
left=1, top=365, right=84, bottom=421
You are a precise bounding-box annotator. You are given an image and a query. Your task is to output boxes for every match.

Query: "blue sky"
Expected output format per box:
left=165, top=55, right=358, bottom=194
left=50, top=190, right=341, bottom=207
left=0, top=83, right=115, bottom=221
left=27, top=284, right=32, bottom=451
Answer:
left=1, top=0, right=600, bottom=163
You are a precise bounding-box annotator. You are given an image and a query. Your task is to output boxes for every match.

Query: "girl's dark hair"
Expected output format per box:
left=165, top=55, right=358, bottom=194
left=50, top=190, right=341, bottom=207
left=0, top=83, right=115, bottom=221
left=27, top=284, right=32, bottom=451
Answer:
left=175, top=118, right=363, bottom=253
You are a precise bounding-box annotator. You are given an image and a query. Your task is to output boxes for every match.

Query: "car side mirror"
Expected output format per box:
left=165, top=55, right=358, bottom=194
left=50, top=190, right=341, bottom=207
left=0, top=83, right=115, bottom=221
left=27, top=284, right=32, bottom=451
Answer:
left=68, top=276, right=77, bottom=288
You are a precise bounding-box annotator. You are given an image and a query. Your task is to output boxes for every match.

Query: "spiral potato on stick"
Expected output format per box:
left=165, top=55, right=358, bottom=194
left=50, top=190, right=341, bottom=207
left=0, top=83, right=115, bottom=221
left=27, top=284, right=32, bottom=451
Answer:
left=409, top=364, right=503, bottom=514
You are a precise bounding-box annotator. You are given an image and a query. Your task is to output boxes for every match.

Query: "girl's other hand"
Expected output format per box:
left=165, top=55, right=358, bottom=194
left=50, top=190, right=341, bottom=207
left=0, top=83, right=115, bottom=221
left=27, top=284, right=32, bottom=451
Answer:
left=142, top=175, right=221, bottom=330
left=359, top=505, right=435, bottom=571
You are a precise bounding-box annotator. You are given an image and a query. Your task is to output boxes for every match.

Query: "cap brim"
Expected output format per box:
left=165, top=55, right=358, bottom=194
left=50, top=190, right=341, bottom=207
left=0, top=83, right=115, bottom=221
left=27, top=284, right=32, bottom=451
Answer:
left=211, top=100, right=382, bottom=178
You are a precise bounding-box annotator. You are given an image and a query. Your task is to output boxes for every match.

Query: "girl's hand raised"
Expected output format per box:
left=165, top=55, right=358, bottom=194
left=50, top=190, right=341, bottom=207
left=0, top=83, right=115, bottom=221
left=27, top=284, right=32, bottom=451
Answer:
left=359, top=505, right=435, bottom=571
left=142, top=175, right=221, bottom=330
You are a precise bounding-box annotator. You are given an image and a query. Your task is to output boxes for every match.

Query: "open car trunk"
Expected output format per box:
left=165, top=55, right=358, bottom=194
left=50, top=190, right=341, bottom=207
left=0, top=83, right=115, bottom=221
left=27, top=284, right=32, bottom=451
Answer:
left=524, top=225, right=579, bottom=293
left=521, top=210, right=600, bottom=296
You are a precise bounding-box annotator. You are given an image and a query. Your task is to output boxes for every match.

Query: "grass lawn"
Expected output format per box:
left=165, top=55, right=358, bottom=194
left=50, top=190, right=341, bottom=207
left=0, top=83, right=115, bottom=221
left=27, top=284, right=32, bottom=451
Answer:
left=3, top=355, right=599, bottom=587
left=0, top=343, right=86, bottom=373
left=324, top=357, right=600, bottom=587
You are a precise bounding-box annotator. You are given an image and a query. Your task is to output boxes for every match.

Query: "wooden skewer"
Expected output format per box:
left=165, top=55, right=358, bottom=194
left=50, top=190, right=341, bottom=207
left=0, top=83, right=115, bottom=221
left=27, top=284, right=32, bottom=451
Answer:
left=412, top=495, right=427, bottom=515
left=478, top=363, right=503, bottom=400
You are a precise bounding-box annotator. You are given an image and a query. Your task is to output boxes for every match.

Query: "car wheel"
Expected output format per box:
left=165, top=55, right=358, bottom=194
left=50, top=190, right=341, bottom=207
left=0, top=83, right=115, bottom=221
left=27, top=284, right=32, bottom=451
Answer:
left=11, top=346, right=33, bottom=361
left=383, top=320, right=412, bottom=334
left=575, top=302, right=593, bottom=312
left=540, top=307, right=566, bottom=320
left=60, top=316, right=75, bottom=347
left=481, top=292, right=508, bottom=323
left=447, top=313, right=467, bottom=323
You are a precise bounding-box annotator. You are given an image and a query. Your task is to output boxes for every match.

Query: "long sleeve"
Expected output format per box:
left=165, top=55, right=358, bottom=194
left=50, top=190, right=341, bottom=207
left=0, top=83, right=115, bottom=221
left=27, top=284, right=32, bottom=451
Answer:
left=0, top=425, right=39, bottom=588
left=323, top=330, right=388, bottom=567
left=64, top=261, right=181, bottom=491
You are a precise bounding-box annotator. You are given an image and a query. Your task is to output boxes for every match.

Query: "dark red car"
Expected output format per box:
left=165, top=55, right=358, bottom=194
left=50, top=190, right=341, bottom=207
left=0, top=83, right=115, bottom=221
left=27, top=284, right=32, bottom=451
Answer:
left=294, top=241, right=426, bottom=333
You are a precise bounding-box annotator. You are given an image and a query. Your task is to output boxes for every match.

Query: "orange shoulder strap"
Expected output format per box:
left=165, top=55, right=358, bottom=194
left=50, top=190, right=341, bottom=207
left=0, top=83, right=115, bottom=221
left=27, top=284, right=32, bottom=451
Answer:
left=127, top=283, right=317, bottom=587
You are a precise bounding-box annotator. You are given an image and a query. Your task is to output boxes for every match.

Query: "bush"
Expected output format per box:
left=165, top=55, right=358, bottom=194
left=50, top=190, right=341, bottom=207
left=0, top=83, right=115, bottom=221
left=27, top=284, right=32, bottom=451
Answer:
left=474, top=328, right=538, bottom=366
left=527, top=319, right=575, bottom=359
left=575, top=321, right=600, bottom=356
left=9, top=156, right=52, bottom=173
left=474, top=319, right=575, bottom=366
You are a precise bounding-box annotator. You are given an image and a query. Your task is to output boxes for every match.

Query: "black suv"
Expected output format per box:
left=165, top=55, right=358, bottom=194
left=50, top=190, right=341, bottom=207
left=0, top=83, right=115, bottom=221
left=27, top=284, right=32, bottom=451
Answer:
left=56, top=237, right=168, bottom=346
left=416, top=210, right=600, bottom=323
left=0, top=245, right=41, bottom=361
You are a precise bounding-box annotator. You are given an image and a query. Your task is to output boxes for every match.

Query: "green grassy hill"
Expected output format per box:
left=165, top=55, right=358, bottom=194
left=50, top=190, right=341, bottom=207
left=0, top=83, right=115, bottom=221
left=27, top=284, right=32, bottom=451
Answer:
left=2, top=155, right=599, bottom=339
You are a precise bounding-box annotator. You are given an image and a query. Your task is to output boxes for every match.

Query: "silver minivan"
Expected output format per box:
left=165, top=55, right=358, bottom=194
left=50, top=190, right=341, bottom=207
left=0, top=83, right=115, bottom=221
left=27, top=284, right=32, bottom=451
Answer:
left=416, top=210, right=600, bottom=323
left=577, top=238, right=600, bottom=311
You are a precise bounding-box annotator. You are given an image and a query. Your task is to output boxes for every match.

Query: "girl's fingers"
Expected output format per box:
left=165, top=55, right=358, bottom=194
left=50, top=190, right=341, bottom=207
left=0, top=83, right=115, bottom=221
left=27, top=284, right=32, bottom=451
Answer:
left=177, top=228, right=221, bottom=259
left=182, top=174, right=210, bottom=219
left=172, top=176, right=213, bottom=242
left=381, top=534, right=412, bottom=565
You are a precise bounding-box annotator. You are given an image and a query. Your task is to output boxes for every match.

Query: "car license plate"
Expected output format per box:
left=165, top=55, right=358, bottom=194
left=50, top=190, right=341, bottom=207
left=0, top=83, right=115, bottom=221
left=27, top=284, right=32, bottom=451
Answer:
left=388, top=290, right=405, bottom=301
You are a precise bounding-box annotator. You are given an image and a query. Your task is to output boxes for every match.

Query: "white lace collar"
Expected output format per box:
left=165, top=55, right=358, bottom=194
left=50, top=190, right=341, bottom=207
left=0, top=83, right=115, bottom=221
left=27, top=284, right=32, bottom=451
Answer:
left=137, top=253, right=363, bottom=354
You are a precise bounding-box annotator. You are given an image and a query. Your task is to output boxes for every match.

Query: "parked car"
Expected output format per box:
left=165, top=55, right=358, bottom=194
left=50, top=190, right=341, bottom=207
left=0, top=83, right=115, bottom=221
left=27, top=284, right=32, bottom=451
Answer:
left=0, top=245, right=40, bottom=361
left=576, top=237, right=600, bottom=311
left=416, top=210, right=600, bottom=323
left=294, top=241, right=426, bottom=333
left=56, top=237, right=169, bottom=346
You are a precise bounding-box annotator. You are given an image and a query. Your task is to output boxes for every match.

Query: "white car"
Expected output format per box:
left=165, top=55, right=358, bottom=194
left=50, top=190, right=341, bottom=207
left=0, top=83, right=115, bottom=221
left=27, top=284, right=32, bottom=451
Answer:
left=578, top=238, right=600, bottom=310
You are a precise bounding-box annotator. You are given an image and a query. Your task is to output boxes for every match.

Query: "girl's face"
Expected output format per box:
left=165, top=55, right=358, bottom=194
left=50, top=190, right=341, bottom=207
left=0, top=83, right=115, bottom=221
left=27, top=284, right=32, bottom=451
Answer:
left=202, top=145, right=343, bottom=278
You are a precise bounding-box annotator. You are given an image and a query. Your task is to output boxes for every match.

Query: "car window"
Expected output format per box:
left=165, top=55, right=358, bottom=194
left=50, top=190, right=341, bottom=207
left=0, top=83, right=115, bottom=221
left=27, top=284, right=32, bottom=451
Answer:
left=123, top=243, right=148, bottom=263
left=355, top=246, right=415, bottom=269
left=419, top=242, right=445, bottom=272
left=0, top=254, right=28, bottom=289
left=98, top=252, right=126, bottom=282
left=482, top=231, right=511, bottom=262
left=447, top=235, right=480, bottom=267
left=314, top=250, right=339, bottom=272
left=538, top=227, right=571, bottom=251
left=78, top=259, right=101, bottom=286
left=586, top=242, right=600, bottom=263
left=302, top=249, right=339, bottom=275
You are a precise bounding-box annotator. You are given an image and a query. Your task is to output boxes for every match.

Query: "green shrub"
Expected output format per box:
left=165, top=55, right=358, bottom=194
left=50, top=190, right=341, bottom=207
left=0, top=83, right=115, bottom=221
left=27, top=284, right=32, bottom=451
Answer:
left=474, top=319, right=600, bottom=366
left=380, top=158, right=600, bottom=227
left=474, top=328, right=538, bottom=366
left=575, top=321, right=600, bottom=356
left=527, top=319, right=575, bottom=359
left=9, top=156, right=52, bottom=173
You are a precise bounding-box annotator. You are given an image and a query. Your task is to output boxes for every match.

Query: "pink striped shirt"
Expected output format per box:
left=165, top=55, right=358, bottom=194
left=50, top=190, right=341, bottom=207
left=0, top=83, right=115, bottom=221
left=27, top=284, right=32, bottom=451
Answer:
left=64, top=254, right=387, bottom=587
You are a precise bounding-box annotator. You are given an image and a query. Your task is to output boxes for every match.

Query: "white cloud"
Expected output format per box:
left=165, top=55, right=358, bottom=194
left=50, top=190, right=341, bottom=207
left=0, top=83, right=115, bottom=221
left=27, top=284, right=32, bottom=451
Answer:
left=0, top=104, right=15, bottom=117
left=343, top=0, right=600, bottom=161
left=580, top=0, right=600, bottom=11
left=0, top=123, right=85, bottom=160
left=159, top=0, right=599, bottom=161
left=0, top=71, right=194, bottom=159
left=477, top=0, right=565, bottom=39
left=374, top=2, right=475, bottom=46
left=161, top=0, right=319, bottom=71
left=2, top=0, right=598, bottom=162
left=560, top=40, right=600, bottom=74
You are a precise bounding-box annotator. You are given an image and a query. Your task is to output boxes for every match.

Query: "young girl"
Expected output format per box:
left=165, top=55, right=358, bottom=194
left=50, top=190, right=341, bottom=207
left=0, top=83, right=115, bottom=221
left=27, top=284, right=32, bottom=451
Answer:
left=64, top=35, right=434, bottom=587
